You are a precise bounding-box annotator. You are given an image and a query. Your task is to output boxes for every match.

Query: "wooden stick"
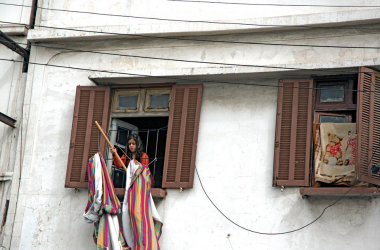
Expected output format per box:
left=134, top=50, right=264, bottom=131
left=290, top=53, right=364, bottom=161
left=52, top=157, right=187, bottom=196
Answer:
left=95, top=121, right=127, bottom=172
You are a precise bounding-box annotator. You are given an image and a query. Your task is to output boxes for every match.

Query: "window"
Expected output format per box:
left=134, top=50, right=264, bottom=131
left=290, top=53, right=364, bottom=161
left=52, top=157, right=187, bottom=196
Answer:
left=273, top=67, right=380, bottom=196
left=64, top=84, right=203, bottom=197
left=144, top=88, right=171, bottom=112
left=112, top=89, right=141, bottom=113
left=315, top=112, right=351, bottom=123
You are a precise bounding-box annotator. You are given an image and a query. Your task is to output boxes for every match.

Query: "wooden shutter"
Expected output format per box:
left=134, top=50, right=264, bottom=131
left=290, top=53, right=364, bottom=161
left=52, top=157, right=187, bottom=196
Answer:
left=273, top=79, right=313, bottom=187
left=162, top=84, right=203, bottom=188
left=65, top=86, right=111, bottom=188
left=356, top=67, right=380, bottom=185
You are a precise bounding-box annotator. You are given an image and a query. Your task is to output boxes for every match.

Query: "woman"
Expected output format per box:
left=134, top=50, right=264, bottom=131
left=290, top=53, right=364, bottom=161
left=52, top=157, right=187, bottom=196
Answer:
left=110, top=134, right=155, bottom=187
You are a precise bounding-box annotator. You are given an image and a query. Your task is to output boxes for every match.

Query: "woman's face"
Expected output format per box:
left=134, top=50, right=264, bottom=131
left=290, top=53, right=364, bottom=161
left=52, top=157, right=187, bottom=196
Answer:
left=128, top=139, right=137, bottom=153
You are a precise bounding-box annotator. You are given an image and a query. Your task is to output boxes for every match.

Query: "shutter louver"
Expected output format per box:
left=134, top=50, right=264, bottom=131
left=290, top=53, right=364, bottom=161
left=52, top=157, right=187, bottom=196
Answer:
left=65, top=86, right=110, bottom=188
left=162, top=84, right=203, bottom=188
left=273, top=79, right=313, bottom=187
left=356, top=67, right=380, bottom=185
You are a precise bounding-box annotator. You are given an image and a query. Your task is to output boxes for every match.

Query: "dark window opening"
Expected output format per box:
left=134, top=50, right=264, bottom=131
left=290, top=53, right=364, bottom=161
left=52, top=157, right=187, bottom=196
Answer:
left=111, top=117, right=168, bottom=189
left=313, top=76, right=358, bottom=188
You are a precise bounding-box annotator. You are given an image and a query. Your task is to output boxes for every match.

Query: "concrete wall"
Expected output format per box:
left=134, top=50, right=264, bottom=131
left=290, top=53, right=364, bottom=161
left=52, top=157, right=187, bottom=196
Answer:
left=6, top=0, right=380, bottom=249
left=0, top=0, right=34, bottom=35
left=0, top=37, right=28, bottom=248
left=0, top=0, right=33, bottom=24
left=39, top=0, right=378, bottom=27
left=0, top=2, right=34, bottom=247
left=10, top=23, right=380, bottom=249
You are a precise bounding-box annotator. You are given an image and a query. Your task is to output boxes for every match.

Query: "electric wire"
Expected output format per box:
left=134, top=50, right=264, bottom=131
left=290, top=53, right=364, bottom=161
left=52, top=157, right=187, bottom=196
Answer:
left=1, top=2, right=379, bottom=234
left=2, top=10, right=379, bottom=234
left=1, top=2, right=380, bottom=30
left=168, top=0, right=380, bottom=8
left=2, top=40, right=380, bottom=93
left=2, top=20, right=380, bottom=50
left=2, top=39, right=375, bottom=76
left=227, top=237, right=235, bottom=250
left=196, top=138, right=380, bottom=235
left=3, top=56, right=377, bottom=235
left=3, top=57, right=380, bottom=93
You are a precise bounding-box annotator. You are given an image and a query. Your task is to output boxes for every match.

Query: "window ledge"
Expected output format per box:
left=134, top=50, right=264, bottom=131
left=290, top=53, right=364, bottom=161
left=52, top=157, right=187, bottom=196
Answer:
left=300, top=187, right=380, bottom=197
left=115, top=188, right=167, bottom=198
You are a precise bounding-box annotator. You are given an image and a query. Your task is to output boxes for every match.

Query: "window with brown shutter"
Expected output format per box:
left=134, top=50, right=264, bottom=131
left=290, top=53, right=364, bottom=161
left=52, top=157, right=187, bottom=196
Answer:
left=162, top=84, right=203, bottom=189
left=356, top=67, right=380, bottom=185
left=65, top=86, right=111, bottom=188
left=273, top=70, right=380, bottom=195
left=273, top=79, right=313, bottom=187
left=65, top=83, right=203, bottom=197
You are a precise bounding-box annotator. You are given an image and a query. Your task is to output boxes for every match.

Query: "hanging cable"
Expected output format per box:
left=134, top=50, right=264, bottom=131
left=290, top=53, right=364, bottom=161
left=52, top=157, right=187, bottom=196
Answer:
left=2, top=58, right=380, bottom=93
left=2, top=20, right=380, bottom=50
left=1, top=39, right=379, bottom=93
left=168, top=0, right=380, bottom=8
left=1, top=2, right=380, bottom=30
left=2, top=39, right=377, bottom=76
left=195, top=139, right=380, bottom=235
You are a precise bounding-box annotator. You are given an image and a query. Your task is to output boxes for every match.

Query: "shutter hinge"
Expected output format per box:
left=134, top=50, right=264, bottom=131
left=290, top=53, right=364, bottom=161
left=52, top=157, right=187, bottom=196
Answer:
left=70, top=142, right=75, bottom=148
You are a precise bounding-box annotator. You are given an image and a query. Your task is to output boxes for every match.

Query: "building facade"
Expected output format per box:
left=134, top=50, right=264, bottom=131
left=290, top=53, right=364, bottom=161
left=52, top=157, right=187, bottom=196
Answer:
left=2, top=0, right=380, bottom=249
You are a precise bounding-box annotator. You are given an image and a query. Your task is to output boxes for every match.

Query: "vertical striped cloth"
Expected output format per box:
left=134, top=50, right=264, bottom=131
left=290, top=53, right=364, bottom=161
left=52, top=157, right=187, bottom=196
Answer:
left=123, top=159, right=163, bottom=250
left=84, top=152, right=130, bottom=250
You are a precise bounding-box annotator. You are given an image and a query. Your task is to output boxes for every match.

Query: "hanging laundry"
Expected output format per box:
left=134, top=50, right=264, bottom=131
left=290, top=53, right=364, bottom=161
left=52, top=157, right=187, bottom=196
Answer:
left=122, top=159, right=163, bottom=250
left=83, top=152, right=130, bottom=250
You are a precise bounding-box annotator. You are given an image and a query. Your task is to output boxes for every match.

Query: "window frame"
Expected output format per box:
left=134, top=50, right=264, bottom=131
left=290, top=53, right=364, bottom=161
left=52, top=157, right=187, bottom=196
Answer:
left=273, top=72, right=380, bottom=196
left=314, top=75, right=357, bottom=111
left=111, top=89, right=141, bottom=113
left=65, top=82, right=203, bottom=197
left=314, top=112, right=352, bottom=123
left=144, top=88, right=172, bottom=112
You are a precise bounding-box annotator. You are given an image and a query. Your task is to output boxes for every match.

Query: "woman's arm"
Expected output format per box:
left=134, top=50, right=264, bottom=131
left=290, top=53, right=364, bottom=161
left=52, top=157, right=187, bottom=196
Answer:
left=111, top=147, right=126, bottom=169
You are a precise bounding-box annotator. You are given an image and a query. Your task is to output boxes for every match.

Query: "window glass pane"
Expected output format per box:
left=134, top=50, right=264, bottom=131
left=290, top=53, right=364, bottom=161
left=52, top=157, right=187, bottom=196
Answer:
left=116, top=129, right=129, bottom=145
left=118, top=95, right=138, bottom=109
left=320, top=85, right=345, bottom=103
left=320, top=116, right=346, bottom=123
left=149, top=94, right=169, bottom=109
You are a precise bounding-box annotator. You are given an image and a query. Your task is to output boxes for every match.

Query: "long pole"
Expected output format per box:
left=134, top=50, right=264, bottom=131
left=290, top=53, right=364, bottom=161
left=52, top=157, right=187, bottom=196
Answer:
left=95, top=121, right=127, bottom=172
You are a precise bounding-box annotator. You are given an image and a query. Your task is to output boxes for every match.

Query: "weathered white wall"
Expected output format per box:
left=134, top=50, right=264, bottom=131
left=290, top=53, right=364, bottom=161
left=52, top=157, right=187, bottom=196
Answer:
left=11, top=23, right=380, bottom=249
left=0, top=36, right=28, bottom=248
left=8, top=0, right=380, bottom=249
left=39, top=0, right=378, bottom=27
left=0, top=36, right=26, bottom=169
left=0, top=0, right=33, bottom=25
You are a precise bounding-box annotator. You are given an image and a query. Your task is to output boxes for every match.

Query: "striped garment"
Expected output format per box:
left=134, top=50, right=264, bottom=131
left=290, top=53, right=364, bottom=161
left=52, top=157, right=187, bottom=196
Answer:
left=127, top=160, right=163, bottom=250
left=84, top=152, right=130, bottom=250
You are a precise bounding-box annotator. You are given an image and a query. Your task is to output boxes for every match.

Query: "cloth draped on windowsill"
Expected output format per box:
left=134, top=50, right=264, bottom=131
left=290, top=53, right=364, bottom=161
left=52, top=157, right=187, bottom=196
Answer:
left=122, top=159, right=163, bottom=250
left=83, top=152, right=130, bottom=250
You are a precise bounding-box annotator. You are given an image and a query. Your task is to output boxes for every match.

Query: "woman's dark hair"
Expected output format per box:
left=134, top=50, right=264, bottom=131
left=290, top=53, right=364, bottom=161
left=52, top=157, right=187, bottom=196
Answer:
left=127, top=134, right=144, bottom=159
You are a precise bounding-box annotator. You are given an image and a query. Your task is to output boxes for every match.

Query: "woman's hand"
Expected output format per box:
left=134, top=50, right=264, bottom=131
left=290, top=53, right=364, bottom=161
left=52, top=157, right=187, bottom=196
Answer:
left=110, top=147, right=117, bottom=156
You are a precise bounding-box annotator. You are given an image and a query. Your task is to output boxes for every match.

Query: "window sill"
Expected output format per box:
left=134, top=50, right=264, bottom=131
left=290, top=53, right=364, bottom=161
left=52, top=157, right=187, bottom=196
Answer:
left=115, top=188, right=167, bottom=198
left=300, top=187, right=380, bottom=197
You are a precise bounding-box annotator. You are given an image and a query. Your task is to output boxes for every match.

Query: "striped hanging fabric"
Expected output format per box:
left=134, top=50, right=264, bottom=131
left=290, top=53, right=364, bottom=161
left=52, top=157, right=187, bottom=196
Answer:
left=84, top=152, right=130, bottom=250
left=126, top=160, right=163, bottom=250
